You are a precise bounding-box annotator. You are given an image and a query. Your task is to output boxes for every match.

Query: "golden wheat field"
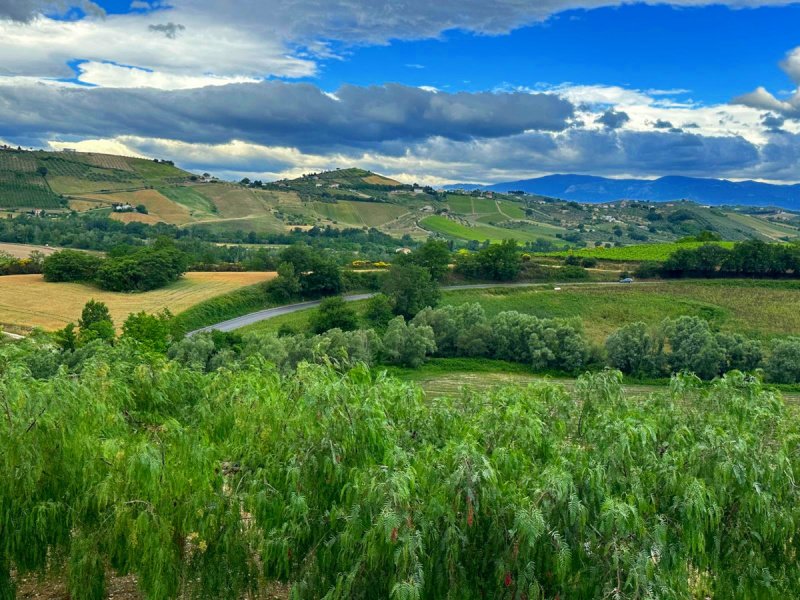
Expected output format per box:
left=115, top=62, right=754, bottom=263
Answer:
left=0, top=271, right=276, bottom=331
left=0, top=242, right=65, bottom=258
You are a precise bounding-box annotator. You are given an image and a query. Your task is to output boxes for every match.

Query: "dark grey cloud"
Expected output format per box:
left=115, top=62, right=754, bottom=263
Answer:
left=652, top=119, right=674, bottom=129
left=0, top=81, right=575, bottom=150
left=762, top=112, right=786, bottom=130
left=0, top=0, right=102, bottom=21
left=115, top=119, right=799, bottom=183
left=595, top=108, right=630, bottom=129
left=148, top=22, right=186, bottom=38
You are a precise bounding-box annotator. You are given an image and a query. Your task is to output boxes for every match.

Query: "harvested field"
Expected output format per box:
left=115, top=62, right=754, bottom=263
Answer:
left=83, top=189, right=192, bottom=224
left=0, top=271, right=276, bottom=331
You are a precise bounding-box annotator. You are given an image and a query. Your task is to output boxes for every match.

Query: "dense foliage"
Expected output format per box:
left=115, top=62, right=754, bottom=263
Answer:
left=662, top=240, right=800, bottom=278
left=42, top=242, right=188, bottom=292
left=96, top=243, right=188, bottom=292
left=3, top=342, right=800, bottom=599
left=42, top=249, right=104, bottom=283
left=454, top=239, right=522, bottom=281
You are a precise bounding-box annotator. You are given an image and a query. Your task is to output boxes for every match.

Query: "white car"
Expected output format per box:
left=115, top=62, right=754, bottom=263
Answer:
left=619, top=277, right=634, bottom=284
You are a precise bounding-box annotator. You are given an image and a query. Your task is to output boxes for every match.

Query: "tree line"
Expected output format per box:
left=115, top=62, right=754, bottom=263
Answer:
left=659, top=240, right=800, bottom=278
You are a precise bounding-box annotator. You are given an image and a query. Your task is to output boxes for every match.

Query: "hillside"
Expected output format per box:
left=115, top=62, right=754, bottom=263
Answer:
left=445, top=174, right=800, bottom=210
left=0, top=147, right=190, bottom=211
left=1, top=150, right=799, bottom=246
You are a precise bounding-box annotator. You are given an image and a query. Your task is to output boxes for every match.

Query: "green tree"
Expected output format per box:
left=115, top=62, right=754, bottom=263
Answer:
left=310, top=297, right=359, bottom=334
left=716, top=332, right=763, bottom=372
left=42, top=250, right=103, bottom=283
left=267, top=262, right=301, bottom=302
left=664, top=316, right=725, bottom=379
left=402, top=239, right=451, bottom=280
left=605, top=322, right=664, bottom=377
left=121, top=310, right=173, bottom=353
left=382, top=264, right=440, bottom=318
left=380, top=316, right=436, bottom=367
left=765, top=337, right=800, bottom=383
left=54, top=322, right=78, bottom=352
left=363, top=293, right=394, bottom=330
left=77, top=300, right=115, bottom=344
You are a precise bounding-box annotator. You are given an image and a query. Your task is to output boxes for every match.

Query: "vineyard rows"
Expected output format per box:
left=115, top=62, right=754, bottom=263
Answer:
left=545, top=241, right=735, bottom=261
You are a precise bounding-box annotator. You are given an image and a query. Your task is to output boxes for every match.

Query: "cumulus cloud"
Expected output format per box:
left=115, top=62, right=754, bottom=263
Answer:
left=0, top=81, right=575, bottom=149
left=732, top=47, right=800, bottom=119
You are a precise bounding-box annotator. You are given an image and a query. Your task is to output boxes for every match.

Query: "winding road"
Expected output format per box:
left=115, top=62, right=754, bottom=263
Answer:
left=188, top=280, right=645, bottom=336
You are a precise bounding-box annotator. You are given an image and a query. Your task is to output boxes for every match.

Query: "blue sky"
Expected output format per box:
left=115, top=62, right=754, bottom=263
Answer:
left=312, top=4, right=800, bottom=103
left=1, top=0, right=800, bottom=184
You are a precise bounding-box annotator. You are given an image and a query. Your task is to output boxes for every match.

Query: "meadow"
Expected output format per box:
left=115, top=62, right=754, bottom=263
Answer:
left=0, top=271, right=275, bottom=331
left=241, top=279, right=800, bottom=343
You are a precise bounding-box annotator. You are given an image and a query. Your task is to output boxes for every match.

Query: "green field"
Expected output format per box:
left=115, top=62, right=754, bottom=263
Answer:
left=547, top=241, right=735, bottom=261
left=421, top=215, right=563, bottom=243
left=158, top=185, right=218, bottom=215
left=312, top=200, right=407, bottom=227
left=242, top=280, right=800, bottom=344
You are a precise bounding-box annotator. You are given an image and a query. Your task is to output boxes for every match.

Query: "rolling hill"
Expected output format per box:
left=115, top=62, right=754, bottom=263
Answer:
left=1, top=149, right=799, bottom=247
left=445, top=174, right=800, bottom=210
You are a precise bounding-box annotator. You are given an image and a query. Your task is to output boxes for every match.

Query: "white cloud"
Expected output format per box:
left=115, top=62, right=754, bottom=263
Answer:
left=0, top=12, right=315, bottom=85
left=732, top=46, right=800, bottom=119
left=75, top=61, right=260, bottom=89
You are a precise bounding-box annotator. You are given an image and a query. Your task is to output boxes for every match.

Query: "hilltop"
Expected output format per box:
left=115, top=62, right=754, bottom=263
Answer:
left=0, top=150, right=799, bottom=246
left=445, top=174, right=800, bottom=210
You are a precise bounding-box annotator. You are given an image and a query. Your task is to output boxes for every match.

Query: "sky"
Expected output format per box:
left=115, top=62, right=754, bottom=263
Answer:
left=1, top=0, right=800, bottom=184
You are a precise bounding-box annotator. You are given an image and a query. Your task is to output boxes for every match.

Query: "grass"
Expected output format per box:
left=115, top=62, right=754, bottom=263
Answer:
left=421, top=215, right=563, bottom=243
left=242, top=279, right=800, bottom=344
left=158, top=186, right=217, bottom=216
left=546, top=241, right=735, bottom=261
left=172, top=282, right=278, bottom=333
left=313, top=200, right=407, bottom=227
left=384, top=357, right=800, bottom=402
left=438, top=280, right=800, bottom=342
left=0, top=271, right=276, bottom=332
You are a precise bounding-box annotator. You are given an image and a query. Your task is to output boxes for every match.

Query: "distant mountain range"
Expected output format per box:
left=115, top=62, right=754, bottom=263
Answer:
left=444, top=175, right=800, bottom=210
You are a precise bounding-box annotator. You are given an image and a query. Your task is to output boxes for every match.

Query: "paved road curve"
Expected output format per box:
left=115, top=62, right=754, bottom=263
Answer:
left=188, top=280, right=650, bottom=336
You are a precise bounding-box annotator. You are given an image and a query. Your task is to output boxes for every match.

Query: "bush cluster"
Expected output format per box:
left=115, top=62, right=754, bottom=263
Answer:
left=43, top=242, right=188, bottom=292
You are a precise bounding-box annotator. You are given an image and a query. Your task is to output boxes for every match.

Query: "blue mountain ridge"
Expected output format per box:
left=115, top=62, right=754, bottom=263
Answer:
left=443, top=175, right=800, bottom=210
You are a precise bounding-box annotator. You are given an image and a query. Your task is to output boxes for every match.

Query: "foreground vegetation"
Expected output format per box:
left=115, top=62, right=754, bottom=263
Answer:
left=3, top=339, right=800, bottom=599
